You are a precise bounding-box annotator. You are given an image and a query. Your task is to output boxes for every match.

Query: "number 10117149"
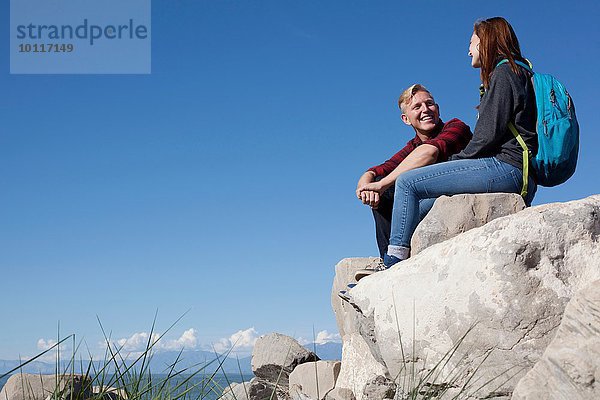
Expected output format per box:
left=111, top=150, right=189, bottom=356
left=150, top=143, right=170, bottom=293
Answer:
left=19, top=43, right=74, bottom=53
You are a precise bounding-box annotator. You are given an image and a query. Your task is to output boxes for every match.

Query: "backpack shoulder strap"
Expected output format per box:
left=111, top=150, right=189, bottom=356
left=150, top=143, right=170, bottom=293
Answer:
left=508, top=122, right=530, bottom=198
left=495, top=58, right=533, bottom=198
left=496, top=59, right=534, bottom=74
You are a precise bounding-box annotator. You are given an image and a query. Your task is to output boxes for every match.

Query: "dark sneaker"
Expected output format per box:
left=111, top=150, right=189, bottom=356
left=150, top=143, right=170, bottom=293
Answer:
left=354, top=259, right=388, bottom=281
left=383, top=253, right=402, bottom=268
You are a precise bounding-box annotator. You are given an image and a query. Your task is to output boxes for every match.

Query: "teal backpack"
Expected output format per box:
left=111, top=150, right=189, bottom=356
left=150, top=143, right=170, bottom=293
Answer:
left=497, top=59, right=579, bottom=196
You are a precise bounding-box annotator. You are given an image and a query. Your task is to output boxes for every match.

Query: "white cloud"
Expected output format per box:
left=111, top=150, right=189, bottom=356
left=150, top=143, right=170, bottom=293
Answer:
left=211, top=327, right=259, bottom=354
left=35, top=338, right=73, bottom=362
left=162, top=328, right=198, bottom=351
left=315, top=330, right=341, bottom=344
left=116, top=331, right=161, bottom=352
left=37, top=338, right=58, bottom=351
left=105, top=328, right=199, bottom=354
left=297, top=330, right=341, bottom=345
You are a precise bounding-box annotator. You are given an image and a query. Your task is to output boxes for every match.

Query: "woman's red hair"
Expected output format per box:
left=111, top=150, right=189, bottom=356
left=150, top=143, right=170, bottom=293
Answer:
left=474, top=17, right=526, bottom=88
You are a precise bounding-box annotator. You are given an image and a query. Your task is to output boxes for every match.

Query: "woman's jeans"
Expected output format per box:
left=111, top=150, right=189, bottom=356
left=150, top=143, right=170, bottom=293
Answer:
left=389, top=157, right=537, bottom=249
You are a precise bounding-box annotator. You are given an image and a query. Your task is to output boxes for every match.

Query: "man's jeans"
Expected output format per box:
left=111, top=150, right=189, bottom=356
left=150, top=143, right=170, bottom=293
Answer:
left=372, top=181, right=435, bottom=258
left=389, top=157, right=537, bottom=249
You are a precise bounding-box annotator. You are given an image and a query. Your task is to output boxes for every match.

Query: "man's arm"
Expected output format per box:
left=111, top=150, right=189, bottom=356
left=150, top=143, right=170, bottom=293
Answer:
left=358, top=144, right=439, bottom=195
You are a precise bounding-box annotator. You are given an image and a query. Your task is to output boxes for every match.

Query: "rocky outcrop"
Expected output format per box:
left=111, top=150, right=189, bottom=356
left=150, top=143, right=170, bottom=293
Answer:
left=331, top=257, right=381, bottom=339
left=0, top=374, right=92, bottom=400
left=252, top=333, right=319, bottom=386
left=332, top=195, right=600, bottom=399
left=361, top=375, right=396, bottom=399
left=411, top=193, right=525, bottom=255
left=324, top=387, right=355, bottom=400
left=221, top=377, right=292, bottom=400
left=220, top=381, right=252, bottom=400
left=511, top=279, right=600, bottom=400
left=288, top=361, right=341, bottom=400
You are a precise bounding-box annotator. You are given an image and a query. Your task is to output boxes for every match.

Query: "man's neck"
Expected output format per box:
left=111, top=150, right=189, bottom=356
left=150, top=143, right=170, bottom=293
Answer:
left=416, top=130, right=434, bottom=142
left=414, top=120, right=442, bottom=142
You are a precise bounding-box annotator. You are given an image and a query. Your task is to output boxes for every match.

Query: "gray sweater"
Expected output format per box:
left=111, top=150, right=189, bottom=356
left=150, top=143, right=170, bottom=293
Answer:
left=452, top=63, right=537, bottom=171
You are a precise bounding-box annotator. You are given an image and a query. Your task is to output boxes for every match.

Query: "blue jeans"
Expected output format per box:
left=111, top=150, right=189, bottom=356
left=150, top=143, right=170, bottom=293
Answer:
left=372, top=182, right=435, bottom=258
left=389, top=157, right=537, bottom=248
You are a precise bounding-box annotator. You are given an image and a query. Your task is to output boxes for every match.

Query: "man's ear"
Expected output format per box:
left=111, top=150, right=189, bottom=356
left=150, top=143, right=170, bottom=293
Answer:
left=401, top=113, right=412, bottom=126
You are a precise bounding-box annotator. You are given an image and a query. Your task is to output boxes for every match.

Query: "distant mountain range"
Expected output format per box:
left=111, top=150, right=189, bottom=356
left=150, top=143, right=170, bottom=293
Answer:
left=0, top=342, right=342, bottom=377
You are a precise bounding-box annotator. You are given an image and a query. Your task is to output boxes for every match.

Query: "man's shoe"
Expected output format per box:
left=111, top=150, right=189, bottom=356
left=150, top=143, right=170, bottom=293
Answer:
left=383, top=253, right=402, bottom=268
left=354, top=259, right=389, bottom=281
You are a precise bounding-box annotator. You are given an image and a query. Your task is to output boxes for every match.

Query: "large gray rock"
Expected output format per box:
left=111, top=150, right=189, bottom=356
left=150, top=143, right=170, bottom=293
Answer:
left=90, top=386, right=128, bottom=400
left=289, top=361, right=341, bottom=400
left=411, top=193, right=525, bottom=255
left=361, top=375, right=396, bottom=399
left=330, top=257, right=380, bottom=338
left=252, top=333, right=319, bottom=385
left=221, top=377, right=289, bottom=400
left=247, top=378, right=289, bottom=400
left=512, top=280, right=600, bottom=400
left=220, top=381, right=251, bottom=400
left=336, top=195, right=600, bottom=398
left=289, top=384, right=315, bottom=400
left=324, top=387, right=355, bottom=400
left=334, top=334, right=387, bottom=399
left=0, top=374, right=92, bottom=400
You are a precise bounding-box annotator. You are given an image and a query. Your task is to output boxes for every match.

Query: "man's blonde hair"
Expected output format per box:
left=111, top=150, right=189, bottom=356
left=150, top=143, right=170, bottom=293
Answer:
left=398, top=84, right=434, bottom=113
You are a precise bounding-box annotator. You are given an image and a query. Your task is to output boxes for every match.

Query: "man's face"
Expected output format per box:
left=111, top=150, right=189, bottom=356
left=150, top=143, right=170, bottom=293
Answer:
left=401, top=91, right=440, bottom=133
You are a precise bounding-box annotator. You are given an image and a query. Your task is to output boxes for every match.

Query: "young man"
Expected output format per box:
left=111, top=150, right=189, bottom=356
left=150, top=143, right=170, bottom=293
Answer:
left=353, top=84, right=472, bottom=281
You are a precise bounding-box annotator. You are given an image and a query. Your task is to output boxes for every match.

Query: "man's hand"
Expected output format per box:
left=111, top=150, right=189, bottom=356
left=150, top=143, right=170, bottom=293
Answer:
left=357, top=181, right=385, bottom=194
left=356, top=171, right=381, bottom=208
left=359, top=190, right=380, bottom=208
left=356, top=171, right=376, bottom=198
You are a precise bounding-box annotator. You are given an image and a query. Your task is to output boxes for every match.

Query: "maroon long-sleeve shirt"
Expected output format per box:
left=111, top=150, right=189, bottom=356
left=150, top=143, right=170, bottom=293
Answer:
left=368, top=118, right=472, bottom=177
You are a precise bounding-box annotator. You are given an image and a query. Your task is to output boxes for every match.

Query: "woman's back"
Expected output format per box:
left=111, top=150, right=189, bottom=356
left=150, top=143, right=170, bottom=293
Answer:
left=453, top=62, right=537, bottom=170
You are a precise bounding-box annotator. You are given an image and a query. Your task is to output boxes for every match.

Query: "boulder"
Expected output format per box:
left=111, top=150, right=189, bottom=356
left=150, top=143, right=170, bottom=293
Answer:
left=221, top=377, right=289, bottom=400
left=0, top=374, right=92, bottom=400
left=289, top=384, right=315, bottom=400
left=335, top=195, right=600, bottom=398
left=361, top=376, right=396, bottom=399
left=220, top=381, right=251, bottom=400
left=333, top=334, right=387, bottom=399
left=246, top=378, right=289, bottom=400
left=331, top=257, right=381, bottom=338
left=324, top=387, right=355, bottom=400
left=411, top=193, right=525, bottom=255
left=511, top=279, right=600, bottom=400
left=91, top=386, right=128, bottom=400
left=252, top=333, right=318, bottom=385
left=288, top=361, right=341, bottom=400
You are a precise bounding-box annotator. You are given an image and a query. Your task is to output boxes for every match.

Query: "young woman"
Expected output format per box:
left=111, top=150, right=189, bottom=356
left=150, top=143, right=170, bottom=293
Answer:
left=358, top=17, right=538, bottom=269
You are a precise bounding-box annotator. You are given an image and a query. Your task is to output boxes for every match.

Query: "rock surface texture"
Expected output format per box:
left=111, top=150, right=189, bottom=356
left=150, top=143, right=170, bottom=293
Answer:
left=411, top=193, right=525, bottom=255
left=288, top=361, right=341, bottom=400
left=252, top=333, right=319, bottom=386
left=511, top=279, right=600, bottom=400
left=332, top=195, right=600, bottom=399
left=0, top=374, right=92, bottom=400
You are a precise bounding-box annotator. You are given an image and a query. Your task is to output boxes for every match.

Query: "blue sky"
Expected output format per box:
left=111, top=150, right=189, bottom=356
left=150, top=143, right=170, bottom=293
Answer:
left=1, top=0, right=599, bottom=360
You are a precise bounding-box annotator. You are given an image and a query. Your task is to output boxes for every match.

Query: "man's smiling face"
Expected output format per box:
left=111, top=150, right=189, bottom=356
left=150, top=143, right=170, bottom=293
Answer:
left=401, top=90, right=440, bottom=134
